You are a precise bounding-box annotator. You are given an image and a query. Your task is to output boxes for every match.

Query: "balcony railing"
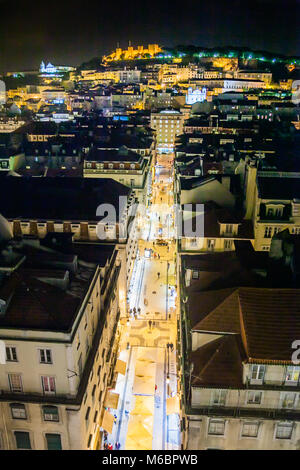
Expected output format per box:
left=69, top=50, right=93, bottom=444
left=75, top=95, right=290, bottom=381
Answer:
left=188, top=405, right=300, bottom=421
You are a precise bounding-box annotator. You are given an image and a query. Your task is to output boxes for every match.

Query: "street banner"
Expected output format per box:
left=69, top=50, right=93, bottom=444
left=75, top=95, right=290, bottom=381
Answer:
left=101, top=410, right=114, bottom=434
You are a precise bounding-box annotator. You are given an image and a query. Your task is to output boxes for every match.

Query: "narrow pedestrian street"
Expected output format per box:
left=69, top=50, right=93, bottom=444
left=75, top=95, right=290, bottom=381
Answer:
left=103, top=150, right=181, bottom=450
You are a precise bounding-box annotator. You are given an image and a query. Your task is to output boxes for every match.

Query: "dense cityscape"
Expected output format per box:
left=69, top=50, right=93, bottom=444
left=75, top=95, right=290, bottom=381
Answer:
left=0, top=16, right=300, bottom=453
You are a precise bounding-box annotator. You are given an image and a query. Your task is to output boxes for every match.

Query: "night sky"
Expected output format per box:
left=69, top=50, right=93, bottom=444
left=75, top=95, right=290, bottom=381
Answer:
left=0, top=0, right=299, bottom=72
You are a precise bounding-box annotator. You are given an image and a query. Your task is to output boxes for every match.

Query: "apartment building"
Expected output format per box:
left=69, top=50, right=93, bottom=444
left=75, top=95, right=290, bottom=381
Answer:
left=0, top=235, right=122, bottom=450
left=83, top=146, right=151, bottom=203
left=181, top=280, right=300, bottom=450
left=179, top=202, right=254, bottom=253
left=0, top=176, right=137, bottom=290
left=244, top=163, right=300, bottom=250
left=151, top=109, right=185, bottom=153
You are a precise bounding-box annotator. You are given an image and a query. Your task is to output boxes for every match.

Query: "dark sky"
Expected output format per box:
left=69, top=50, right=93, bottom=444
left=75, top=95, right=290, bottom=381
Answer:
left=0, top=0, right=299, bottom=72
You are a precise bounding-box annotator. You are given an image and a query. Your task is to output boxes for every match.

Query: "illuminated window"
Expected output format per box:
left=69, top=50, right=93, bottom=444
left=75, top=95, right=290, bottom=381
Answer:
left=285, top=366, right=300, bottom=385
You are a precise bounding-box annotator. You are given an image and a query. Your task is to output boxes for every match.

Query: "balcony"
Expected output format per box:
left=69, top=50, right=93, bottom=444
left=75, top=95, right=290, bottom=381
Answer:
left=188, top=405, right=300, bottom=421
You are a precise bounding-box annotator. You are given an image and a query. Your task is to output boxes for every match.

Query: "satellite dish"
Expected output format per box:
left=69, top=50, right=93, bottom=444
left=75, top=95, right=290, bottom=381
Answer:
left=0, top=213, right=13, bottom=241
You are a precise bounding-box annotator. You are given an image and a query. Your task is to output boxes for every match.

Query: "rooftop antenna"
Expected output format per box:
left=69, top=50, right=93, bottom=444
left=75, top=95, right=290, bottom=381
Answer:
left=129, top=40, right=131, bottom=47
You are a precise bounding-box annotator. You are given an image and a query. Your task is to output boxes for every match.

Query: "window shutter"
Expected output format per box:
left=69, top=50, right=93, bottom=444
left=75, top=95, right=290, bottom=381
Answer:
left=46, top=434, right=62, bottom=450
left=15, top=431, right=31, bottom=449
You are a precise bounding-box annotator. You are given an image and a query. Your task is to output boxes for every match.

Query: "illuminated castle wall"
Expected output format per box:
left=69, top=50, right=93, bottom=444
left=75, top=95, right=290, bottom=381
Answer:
left=103, top=44, right=162, bottom=62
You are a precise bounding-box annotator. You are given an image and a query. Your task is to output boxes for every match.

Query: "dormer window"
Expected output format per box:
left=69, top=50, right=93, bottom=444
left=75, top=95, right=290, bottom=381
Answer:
left=265, top=204, right=284, bottom=219
left=250, top=364, right=266, bottom=385
left=285, top=366, right=300, bottom=386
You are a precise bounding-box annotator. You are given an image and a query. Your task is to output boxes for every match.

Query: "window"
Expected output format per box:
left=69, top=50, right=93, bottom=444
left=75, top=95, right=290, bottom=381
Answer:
left=285, top=366, right=300, bottom=385
left=14, top=431, right=31, bottom=449
left=190, top=238, right=198, bottom=247
left=43, top=405, right=59, bottom=422
left=78, top=354, right=83, bottom=377
left=207, top=239, right=215, bottom=250
left=264, top=226, right=272, bottom=238
left=8, top=374, right=23, bottom=393
left=85, top=406, right=91, bottom=421
left=10, top=403, right=26, bottom=420
left=250, top=365, right=265, bottom=384
left=86, top=338, right=89, bottom=354
left=211, top=390, right=227, bottom=406
left=276, top=422, right=293, bottom=439
left=208, top=419, right=225, bottom=435
left=192, top=270, right=199, bottom=280
left=241, top=421, right=259, bottom=438
left=247, top=391, right=262, bottom=405
left=6, top=346, right=18, bottom=362
left=87, top=434, right=93, bottom=448
left=225, top=224, right=233, bottom=234
left=46, top=433, right=62, bottom=450
left=94, top=410, right=98, bottom=423
left=224, top=240, right=232, bottom=251
left=281, top=392, right=296, bottom=409
left=39, top=349, right=52, bottom=364
left=41, top=376, right=56, bottom=395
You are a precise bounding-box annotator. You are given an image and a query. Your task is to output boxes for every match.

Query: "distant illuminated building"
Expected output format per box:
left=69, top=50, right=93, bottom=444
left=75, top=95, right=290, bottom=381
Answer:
left=103, top=44, right=162, bottom=62
left=39, top=61, right=75, bottom=77
left=186, top=87, right=207, bottom=104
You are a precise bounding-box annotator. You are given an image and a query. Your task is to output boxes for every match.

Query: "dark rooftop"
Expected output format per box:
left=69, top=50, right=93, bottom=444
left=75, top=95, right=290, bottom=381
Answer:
left=257, top=177, right=300, bottom=200
left=0, top=176, right=131, bottom=221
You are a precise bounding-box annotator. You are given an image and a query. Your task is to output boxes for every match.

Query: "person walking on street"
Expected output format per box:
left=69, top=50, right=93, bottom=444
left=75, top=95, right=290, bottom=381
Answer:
left=157, top=272, right=160, bottom=279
